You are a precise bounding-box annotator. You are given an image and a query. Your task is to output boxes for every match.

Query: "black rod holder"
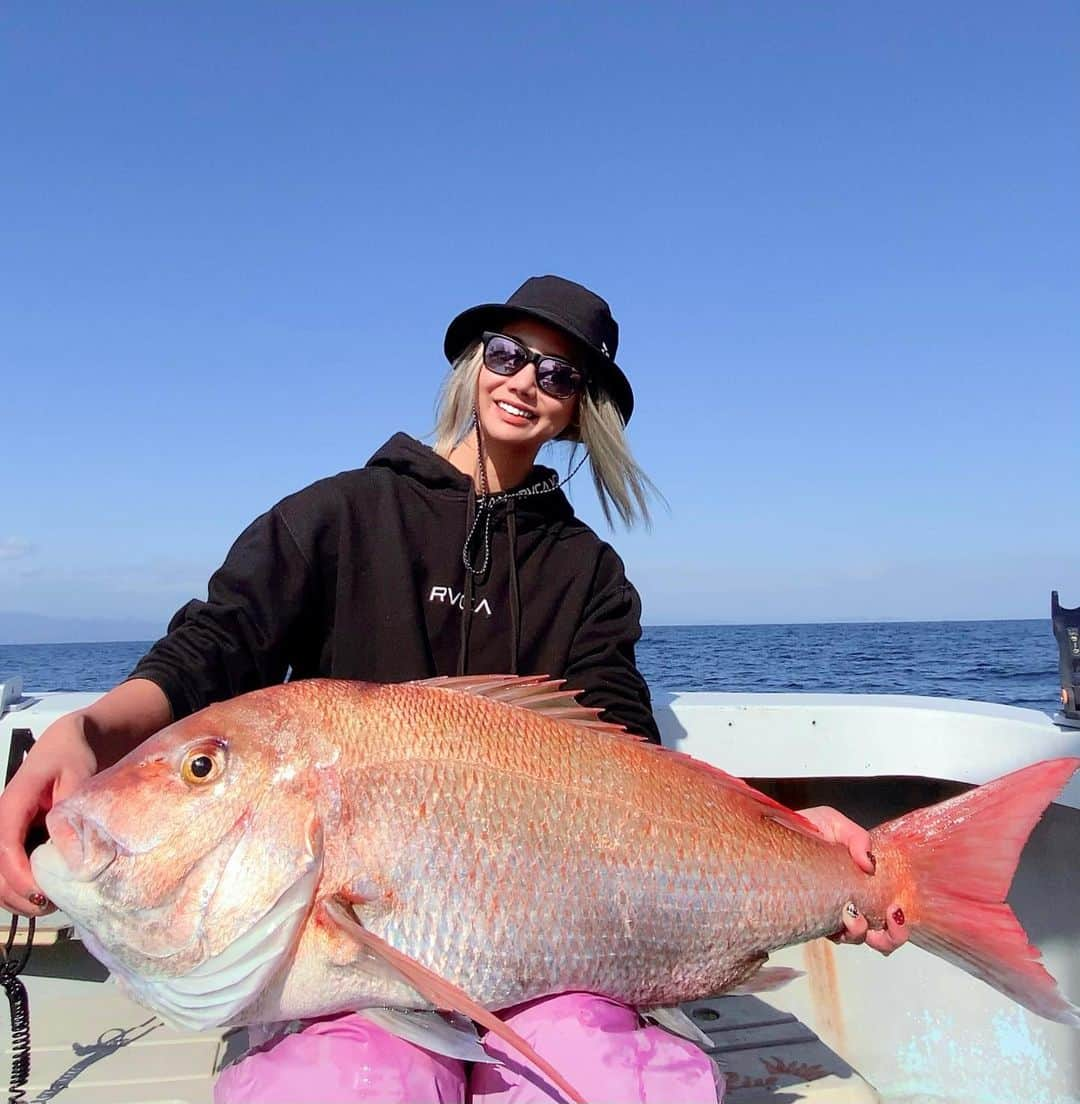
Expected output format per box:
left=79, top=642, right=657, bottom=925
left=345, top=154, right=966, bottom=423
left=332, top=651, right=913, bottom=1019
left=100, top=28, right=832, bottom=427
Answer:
left=1051, top=591, right=1080, bottom=720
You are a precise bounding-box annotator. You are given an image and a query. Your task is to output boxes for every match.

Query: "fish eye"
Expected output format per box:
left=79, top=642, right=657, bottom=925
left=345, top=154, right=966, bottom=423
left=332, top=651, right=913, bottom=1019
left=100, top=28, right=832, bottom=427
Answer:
left=181, top=745, right=226, bottom=786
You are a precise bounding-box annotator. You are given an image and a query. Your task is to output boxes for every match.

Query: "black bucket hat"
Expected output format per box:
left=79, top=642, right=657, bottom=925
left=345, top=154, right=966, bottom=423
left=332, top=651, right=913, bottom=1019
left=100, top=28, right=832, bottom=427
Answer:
left=443, top=275, right=634, bottom=425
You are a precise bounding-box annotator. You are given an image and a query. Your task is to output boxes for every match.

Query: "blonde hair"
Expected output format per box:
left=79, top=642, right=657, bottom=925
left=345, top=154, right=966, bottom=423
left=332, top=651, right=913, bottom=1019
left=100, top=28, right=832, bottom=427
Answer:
left=432, top=343, right=659, bottom=528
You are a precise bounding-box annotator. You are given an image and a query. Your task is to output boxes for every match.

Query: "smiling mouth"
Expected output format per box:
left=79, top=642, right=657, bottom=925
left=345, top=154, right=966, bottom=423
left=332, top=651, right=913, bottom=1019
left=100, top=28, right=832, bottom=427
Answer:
left=496, top=400, right=536, bottom=421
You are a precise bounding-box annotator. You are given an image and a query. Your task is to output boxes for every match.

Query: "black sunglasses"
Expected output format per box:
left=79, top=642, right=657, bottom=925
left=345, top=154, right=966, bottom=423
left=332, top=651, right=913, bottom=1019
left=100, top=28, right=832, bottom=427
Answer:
left=480, top=332, right=586, bottom=401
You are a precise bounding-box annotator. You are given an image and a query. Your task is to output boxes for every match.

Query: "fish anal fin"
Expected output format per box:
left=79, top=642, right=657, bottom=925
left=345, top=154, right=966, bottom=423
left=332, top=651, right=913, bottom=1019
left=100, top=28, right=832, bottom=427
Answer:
left=726, top=966, right=804, bottom=994
left=640, top=1005, right=715, bottom=1047
left=322, top=898, right=587, bottom=1104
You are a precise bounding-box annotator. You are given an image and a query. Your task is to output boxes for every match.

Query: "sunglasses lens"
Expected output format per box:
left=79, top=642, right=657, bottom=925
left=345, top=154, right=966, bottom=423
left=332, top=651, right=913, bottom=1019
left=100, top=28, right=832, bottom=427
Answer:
left=537, top=361, right=584, bottom=399
left=483, top=335, right=525, bottom=376
left=483, top=333, right=584, bottom=399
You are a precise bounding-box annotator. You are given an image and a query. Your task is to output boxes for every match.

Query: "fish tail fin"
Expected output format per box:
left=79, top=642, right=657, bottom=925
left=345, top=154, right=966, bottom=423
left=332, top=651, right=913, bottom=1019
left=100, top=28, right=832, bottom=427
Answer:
left=872, top=756, right=1080, bottom=1026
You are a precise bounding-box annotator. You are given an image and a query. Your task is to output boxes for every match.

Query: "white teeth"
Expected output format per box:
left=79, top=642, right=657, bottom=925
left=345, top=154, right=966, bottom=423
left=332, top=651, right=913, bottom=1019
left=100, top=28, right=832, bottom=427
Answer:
left=497, top=401, right=535, bottom=420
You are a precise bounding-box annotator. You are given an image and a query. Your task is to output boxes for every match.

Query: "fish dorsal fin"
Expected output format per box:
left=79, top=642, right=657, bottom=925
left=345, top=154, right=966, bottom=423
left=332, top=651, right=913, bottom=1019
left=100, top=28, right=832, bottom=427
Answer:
left=415, top=674, right=635, bottom=737
left=416, top=678, right=821, bottom=840
left=659, top=748, right=826, bottom=841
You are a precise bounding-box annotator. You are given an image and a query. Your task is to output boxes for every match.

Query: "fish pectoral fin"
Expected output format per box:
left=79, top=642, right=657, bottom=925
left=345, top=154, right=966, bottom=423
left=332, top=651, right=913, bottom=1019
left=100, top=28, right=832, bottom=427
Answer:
left=354, top=1008, right=497, bottom=1063
left=322, top=898, right=587, bottom=1104
left=639, top=1005, right=715, bottom=1048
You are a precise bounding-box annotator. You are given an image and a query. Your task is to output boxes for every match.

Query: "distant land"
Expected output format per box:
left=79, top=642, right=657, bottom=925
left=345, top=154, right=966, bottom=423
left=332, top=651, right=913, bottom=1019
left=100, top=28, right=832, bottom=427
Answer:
left=0, top=611, right=161, bottom=645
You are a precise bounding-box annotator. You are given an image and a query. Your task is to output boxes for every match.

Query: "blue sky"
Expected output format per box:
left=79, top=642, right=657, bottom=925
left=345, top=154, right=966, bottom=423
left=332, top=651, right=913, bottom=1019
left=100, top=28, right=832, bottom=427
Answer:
left=2, top=3, right=1077, bottom=638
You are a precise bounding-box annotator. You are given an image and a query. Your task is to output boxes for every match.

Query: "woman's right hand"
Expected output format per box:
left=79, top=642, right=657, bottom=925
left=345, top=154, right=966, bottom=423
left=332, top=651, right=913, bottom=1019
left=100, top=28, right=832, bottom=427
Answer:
left=0, top=712, right=98, bottom=915
left=0, top=677, right=172, bottom=916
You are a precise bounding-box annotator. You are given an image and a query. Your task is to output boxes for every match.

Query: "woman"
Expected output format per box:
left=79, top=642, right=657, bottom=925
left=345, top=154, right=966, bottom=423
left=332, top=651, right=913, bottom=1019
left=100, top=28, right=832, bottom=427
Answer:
left=0, top=275, right=904, bottom=1103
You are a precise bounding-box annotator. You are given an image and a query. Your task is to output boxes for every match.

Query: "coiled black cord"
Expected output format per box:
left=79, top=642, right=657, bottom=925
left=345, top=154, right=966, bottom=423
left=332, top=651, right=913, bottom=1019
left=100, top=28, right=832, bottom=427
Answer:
left=0, top=916, right=33, bottom=1104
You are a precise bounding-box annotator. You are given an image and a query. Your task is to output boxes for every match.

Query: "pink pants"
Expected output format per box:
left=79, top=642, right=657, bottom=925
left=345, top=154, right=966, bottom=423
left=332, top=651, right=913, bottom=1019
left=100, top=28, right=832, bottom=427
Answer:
left=215, top=993, right=723, bottom=1103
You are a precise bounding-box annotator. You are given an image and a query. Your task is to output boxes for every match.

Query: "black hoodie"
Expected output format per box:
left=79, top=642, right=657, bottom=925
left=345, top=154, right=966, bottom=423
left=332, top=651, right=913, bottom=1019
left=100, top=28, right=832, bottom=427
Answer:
left=131, top=433, right=660, bottom=742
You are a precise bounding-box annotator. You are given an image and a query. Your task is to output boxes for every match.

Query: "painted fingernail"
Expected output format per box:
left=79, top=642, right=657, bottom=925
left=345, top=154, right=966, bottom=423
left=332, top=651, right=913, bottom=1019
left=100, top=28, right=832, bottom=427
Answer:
left=845, top=902, right=860, bottom=920
left=29, top=892, right=48, bottom=909
left=866, top=851, right=876, bottom=869
left=892, top=907, right=905, bottom=926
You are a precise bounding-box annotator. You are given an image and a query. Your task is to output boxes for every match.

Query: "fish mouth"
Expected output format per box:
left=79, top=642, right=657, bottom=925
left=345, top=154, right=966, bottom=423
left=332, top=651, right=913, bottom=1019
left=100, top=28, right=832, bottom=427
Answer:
left=44, top=807, right=118, bottom=882
left=33, top=807, right=257, bottom=971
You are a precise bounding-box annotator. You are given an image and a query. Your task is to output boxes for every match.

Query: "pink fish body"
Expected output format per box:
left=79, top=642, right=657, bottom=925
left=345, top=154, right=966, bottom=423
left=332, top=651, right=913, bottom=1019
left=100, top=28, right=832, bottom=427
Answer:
left=32, top=676, right=1080, bottom=1044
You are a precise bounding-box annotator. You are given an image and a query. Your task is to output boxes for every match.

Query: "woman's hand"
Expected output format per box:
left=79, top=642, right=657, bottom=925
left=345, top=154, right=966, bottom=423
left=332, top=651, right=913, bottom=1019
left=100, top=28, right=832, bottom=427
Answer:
left=0, top=712, right=97, bottom=915
left=799, top=805, right=908, bottom=956
left=0, top=678, right=172, bottom=916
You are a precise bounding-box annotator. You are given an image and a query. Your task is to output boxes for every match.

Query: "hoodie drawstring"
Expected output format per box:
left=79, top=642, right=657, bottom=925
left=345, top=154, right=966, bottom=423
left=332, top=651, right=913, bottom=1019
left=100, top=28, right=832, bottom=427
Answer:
left=458, top=486, right=478, bottom=676
left=507, top=502, right=520, bottom=675
left=457, top=492, right=521, bottom=676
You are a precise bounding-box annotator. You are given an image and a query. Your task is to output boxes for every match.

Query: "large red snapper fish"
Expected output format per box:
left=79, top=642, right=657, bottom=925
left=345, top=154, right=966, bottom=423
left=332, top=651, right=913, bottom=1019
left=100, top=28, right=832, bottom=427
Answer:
left=30, top=676, right=1080, bottom=1102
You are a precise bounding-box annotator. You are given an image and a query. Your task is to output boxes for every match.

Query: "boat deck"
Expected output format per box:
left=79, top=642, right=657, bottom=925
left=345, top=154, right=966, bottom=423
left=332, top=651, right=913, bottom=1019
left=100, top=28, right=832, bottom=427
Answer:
left=689, top=993, right=879, bottom=1101
left=5, top=937, right=878, bottom=1103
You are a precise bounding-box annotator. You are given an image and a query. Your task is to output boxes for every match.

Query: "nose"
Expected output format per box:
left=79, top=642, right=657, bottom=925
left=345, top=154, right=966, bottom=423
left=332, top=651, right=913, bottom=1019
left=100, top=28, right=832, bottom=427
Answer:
left=45, top=805, right=118, bottom=881
left=507, top=363, right=539, bottom=397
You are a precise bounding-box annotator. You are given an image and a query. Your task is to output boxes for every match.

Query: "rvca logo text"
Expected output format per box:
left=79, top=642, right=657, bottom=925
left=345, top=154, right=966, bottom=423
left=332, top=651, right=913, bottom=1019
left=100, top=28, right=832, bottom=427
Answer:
left=428, top=586, right=493, bottom=617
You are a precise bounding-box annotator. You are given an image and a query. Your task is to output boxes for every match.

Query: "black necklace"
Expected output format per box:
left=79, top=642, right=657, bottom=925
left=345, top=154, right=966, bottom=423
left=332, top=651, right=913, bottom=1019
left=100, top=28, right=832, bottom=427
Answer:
left=462, top=411, right=587, bottom=576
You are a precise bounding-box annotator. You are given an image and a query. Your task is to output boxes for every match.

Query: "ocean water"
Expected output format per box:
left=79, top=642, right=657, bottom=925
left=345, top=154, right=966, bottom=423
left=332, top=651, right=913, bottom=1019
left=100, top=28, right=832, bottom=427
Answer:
left=0, top=619, right=1062, bottom=713
left=638, top=619, right=1060, bottom=711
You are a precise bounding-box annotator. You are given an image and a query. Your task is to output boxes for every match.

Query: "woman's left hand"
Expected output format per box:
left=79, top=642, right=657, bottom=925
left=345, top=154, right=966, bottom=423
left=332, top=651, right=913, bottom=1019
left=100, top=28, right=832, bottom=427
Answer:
left=798, top=805, right=908, bottom=956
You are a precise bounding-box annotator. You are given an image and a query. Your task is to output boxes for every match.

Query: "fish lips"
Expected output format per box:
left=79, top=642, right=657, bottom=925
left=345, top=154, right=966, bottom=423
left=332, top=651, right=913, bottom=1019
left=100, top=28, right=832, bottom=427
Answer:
left=30, top=838, right=92, bottom=906
left=42, top=805, right=118, bottom=882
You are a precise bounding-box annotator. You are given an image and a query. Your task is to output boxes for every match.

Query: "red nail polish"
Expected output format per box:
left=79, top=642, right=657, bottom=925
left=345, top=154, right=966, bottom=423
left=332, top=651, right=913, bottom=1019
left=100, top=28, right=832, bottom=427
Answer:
left=29, top=892, right=48, bottom=908
left=866, top=851, right=876, bottom=869
left=892, top=907, right=905, bottom=926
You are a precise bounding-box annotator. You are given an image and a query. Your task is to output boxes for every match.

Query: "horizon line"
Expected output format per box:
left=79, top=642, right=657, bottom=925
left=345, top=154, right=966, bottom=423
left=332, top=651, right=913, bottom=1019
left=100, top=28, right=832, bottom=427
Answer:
left=0, top=613, right=1051, bottom=648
